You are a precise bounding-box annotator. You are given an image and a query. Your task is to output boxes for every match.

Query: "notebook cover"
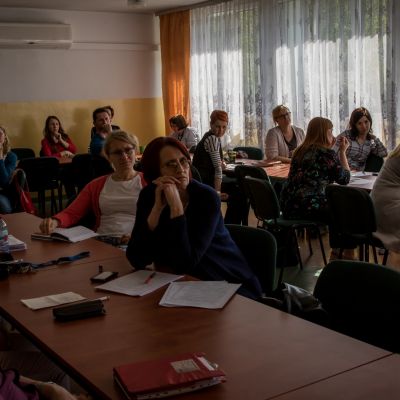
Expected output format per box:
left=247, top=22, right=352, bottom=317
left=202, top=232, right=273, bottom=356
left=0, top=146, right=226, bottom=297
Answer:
left=113, top=352, right=226, bottom=397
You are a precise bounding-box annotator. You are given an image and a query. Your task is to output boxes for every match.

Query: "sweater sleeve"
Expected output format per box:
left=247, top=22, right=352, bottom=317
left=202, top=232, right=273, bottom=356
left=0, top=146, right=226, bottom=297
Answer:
left=204, top=135, right=223, bottom=180
left=40, top=138, right=55, bottom=157
left=265, top=128, right=284, bottom=160
left=0, top=152, right=17, bottom=187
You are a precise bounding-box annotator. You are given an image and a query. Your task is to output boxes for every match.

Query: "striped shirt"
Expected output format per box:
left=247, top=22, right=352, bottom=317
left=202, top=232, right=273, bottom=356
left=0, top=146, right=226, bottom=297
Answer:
left=333, top=130, right=387, bottom=171
left=204, top=134, right=223, bottom=179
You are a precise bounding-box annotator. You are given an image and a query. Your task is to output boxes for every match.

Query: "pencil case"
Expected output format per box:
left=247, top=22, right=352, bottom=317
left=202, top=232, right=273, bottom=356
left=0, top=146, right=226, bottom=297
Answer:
left=53, top=299, right=106, bottom=322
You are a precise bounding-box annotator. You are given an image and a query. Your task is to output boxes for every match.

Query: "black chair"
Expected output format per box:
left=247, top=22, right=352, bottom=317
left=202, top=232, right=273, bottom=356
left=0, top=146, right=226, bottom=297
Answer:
left=365, top=153, right=384, bottom=173
left=12, top=148, right=35, bottom=161
left=314, top=260, right=400, bottom=352
left=234, top=165, right=270, bottom=225
left=226, top=224, right=277, bottom=295
left=325, top=185, right=389, bottom=264
left=244, top=176, right=327, bottom=282
left=70, top=154, right=113, bottom=193
left=18, top=157, right=61, bottom=217
left=190, top=165, right=202, bottom=182
left=233, top=146, right=263, bottom=160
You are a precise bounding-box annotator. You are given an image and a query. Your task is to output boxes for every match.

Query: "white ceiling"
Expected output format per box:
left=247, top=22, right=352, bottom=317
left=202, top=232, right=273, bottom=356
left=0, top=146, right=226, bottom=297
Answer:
left=0, top=0, right=211, bottom=15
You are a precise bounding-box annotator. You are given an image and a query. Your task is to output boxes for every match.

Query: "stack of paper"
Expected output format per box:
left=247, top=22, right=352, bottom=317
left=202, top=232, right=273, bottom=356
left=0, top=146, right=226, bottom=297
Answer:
left=96, top=270, right=183, bottom=297
left=21, top=292, right=86, bottom=310
left=159, top=281, right=241, bottom=309
left=8, top=235, right=27, bottom=251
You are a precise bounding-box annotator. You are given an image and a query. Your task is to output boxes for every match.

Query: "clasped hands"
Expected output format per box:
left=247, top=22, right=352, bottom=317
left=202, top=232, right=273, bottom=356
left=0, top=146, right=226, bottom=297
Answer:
left=152, top=176, right=184, bottom=216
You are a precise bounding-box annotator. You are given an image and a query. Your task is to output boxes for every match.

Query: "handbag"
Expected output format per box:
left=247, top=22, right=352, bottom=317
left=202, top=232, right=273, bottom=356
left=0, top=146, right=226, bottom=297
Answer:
left=11, top=169, right=36, bottom=215
left=262, top=282, right=330, bottom=326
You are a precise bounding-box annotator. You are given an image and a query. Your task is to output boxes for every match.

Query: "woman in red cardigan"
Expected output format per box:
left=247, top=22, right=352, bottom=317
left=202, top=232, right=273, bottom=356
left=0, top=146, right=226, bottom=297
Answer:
left=40, top=116, right=77, bottom=159
left=39, top=131, right=145, bottom=245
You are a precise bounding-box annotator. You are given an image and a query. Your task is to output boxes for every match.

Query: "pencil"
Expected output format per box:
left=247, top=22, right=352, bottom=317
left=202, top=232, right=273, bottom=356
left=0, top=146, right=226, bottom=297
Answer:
left=144, top=271, right=156, bottom=284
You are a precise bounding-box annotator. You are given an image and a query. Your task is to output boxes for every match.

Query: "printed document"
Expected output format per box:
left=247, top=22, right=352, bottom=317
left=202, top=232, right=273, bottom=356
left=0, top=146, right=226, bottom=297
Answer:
left=159, top=281, right=241, bottom=309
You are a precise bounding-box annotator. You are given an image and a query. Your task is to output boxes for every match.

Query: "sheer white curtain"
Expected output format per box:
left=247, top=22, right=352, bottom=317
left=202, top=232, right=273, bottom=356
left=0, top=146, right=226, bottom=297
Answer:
left=260, top=0, right=394, bottom=143
left=190, top=0, right=262, bottom=148
left=190, top=0, right=399, bottom=148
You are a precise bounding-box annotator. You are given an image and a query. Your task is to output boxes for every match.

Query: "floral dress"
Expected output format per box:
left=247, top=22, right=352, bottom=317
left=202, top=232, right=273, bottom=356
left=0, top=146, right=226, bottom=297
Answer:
left=280, top=147, right=350, bottom=220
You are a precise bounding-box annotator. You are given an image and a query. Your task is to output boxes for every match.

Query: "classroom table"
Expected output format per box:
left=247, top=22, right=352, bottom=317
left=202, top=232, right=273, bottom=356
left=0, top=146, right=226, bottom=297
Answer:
left=4, top=212, right=124, bottom=265
left=273, top=354, right=400, bottom=400
left=0, top=247, right=391, bottom=399
left=226, top=159, right=377, bottom=190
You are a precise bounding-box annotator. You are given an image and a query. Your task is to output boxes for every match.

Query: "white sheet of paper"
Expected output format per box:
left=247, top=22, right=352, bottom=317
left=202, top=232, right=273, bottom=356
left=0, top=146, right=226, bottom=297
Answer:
left=349, top=177, right=371, bottom=185
left=351, top=171, right=373, bottom=177
left=95, top=270, right=183, bottom=297
left=21, top=292, right=86, bottom=310
left=159, top=281, right=241, bottom=309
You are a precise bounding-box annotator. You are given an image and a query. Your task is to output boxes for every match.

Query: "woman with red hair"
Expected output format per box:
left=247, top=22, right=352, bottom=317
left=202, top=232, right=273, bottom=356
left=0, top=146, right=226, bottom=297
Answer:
left=192, top=110, right=245, bottom=223
left=126, top=136, right=263, bottom=301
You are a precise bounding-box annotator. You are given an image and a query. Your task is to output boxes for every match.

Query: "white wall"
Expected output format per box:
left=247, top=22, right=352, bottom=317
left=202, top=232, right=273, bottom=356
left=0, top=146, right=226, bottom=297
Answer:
left=0, top=7, right=162, bottom=103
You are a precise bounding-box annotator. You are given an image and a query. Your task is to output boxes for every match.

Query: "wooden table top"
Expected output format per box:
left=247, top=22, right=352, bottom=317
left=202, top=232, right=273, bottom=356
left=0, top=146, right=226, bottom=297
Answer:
left=0, top=254, right=390, bottom=400
left=273, top=354, right=400, bottom=400
left=4, top=212, right=123, bottom=265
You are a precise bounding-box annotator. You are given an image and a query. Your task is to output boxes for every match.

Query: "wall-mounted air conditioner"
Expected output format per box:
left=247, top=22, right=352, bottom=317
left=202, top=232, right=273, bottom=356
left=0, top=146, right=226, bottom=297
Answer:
left=0, top=22, right=72, bottom=49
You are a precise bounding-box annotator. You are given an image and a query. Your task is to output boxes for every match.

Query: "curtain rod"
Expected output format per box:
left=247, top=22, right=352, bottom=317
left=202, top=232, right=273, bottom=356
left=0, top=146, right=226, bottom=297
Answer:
left=156, top=0, right=230, bottom=16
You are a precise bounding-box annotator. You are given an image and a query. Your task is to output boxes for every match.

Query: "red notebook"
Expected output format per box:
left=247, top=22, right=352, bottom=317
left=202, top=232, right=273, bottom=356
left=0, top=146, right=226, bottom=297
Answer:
left=113, top=352, right=226, bottom=399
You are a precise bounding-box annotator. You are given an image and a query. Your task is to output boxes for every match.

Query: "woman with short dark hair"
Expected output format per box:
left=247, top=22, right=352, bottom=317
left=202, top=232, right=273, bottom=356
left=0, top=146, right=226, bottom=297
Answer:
left=127, top=136, right=263, bottom=300
left=168, top=114, right=198, bottom=150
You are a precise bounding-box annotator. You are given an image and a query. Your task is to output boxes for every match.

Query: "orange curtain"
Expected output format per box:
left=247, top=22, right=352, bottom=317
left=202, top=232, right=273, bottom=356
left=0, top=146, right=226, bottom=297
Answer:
left=160, top=11, right=191, bottom=135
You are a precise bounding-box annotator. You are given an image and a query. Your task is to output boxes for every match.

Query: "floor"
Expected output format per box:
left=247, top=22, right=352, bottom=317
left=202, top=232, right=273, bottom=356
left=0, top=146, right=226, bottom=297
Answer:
left=233, top=206, right=400, bottom=294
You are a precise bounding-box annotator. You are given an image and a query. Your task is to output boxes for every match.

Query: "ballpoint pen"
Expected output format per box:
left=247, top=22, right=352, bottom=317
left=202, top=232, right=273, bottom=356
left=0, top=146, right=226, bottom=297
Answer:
left=144, top=271, right=156, bottom=284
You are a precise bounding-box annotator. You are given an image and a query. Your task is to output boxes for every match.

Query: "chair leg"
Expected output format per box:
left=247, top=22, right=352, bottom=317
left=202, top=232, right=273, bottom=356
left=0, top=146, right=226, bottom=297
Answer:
left=358, top=245, right=363, bottom=261
left=372, top=246, right=378, bottom=264
left=293, top=231, right=303, bottom=270
left=317, top=230, right=327, bottom=266
left=365, top=244, right=370, bottom=263
left=307, top=229, right=313, bottom=256
left=278, top=266, right=284, bottom=285
left=383, top=250, right=389, bottom=265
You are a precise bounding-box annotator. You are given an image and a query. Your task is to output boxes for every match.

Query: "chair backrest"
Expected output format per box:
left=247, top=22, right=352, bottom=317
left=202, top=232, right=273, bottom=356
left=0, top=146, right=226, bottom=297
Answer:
left=225, top=224, right=277, bottom=294
left=12, top=148, right=35, bottom=161
left=234, top=165, right=270, bottom=206
left=71, top=154, right=113, bottom=192
left=325, top=185, right=376, bottom=235
left=244, top=176, right=280, bottom=222
left=365, top=153, right=384, bottom=173
left=18, top=157, right=59, bottom=192
left=233, top=146, right=263, bottom=160
left=314, top=260, right=400, bottom=352
left=190, top=164, right=202, bottom=182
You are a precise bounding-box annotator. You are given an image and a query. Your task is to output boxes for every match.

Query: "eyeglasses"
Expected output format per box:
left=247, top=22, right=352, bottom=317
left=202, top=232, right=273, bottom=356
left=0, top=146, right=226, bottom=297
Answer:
left=276, top=112, right=291, bottom=119
left=109, top=147, right=135, bottom=157
left=162, top=157, right=191, bottom=171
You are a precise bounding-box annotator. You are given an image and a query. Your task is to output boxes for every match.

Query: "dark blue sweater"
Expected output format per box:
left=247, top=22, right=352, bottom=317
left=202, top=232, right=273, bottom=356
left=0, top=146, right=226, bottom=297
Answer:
left=126, top=180, right=262, bottom=300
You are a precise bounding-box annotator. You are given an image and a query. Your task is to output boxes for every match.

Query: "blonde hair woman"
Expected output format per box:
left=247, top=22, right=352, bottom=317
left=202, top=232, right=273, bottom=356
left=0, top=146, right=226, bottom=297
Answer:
left=264, top=105, right=305, bottom=163
left=280, top=117, right=350, bottom=221
left=0, top=126, right=17, bottom=213
left=40, top=131, right=146, bottom=244
left=371, top=144, right=400, bottom=252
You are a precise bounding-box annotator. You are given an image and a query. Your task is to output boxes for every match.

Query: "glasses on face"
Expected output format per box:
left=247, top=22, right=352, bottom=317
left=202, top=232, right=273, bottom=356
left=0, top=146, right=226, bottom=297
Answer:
left=276, top=112, right=291, bottom=119
left=162, top=157, right=191, bottom=171
left=109, top=147, right=135, bottom=158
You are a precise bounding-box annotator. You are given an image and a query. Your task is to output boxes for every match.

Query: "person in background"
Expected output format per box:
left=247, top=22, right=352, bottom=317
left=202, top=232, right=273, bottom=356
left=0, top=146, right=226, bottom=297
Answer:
left=89, top=107, right=113, bottom=156
left=371, top=144, right=400, bottom=252
left=126, top=137, right=263, bottom=301
left=264, top=105, right=305, bottom=163
left=280, top=117, right=351, bottom=259
left=333, top=107, right=387, bottom=171
left=169, top=114, right=198, bottom=151
left=192, top=110, right=246, bottom=224
left=90, top=105, right=120, bottom=140
left=0, top=126, right=17, bottom=213
left=39, top=131, right=145, bottom=245
left=41, top=116, right=77, bottom=159
left=0, top=368, right=90, bottom=399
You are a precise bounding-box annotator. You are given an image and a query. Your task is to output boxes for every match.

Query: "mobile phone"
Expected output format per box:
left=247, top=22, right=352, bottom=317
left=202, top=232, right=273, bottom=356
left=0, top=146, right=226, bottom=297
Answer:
left=90, top=271, right=118, bottom=283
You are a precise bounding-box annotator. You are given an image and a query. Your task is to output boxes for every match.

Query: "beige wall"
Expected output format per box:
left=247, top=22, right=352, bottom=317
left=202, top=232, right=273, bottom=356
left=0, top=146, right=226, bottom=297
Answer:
left=0, top=97, right=165, bottom=155
left=0, top=8, right=166, bottom=154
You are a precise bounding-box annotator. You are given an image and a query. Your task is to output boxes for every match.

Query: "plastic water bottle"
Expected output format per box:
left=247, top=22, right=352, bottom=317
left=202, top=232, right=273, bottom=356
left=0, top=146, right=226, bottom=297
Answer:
left=0, top=217, right=9, bottom=253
